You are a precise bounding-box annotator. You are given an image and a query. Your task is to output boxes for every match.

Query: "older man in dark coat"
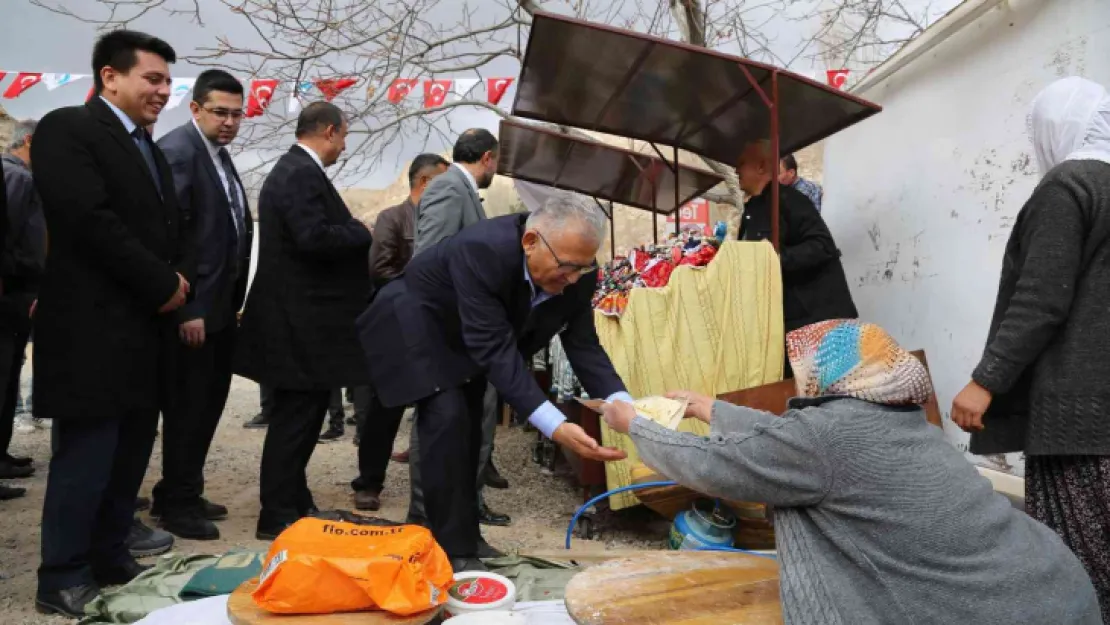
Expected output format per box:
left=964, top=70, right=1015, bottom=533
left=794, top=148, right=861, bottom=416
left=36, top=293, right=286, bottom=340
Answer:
left=233, top=102, right=372, bottom=539
left=357, top=199, right=629, bottom=572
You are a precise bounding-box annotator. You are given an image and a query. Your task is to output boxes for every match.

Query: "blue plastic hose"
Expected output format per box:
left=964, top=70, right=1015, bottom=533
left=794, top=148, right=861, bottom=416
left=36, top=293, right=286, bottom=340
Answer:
left=564, top=480, right=775, bottom=559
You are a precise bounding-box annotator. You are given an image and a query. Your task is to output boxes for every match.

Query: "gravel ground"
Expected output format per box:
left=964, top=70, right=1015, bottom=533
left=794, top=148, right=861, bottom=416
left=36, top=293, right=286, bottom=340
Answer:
left=0, top=375, right=668, bottom=624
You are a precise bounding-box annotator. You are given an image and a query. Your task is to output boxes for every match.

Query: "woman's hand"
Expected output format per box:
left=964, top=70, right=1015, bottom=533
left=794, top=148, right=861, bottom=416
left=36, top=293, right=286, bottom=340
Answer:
left=951, top=380, right=992, bottom=433
left=600, top=400, right=638, bottom=435
left=665, top=390, right=714, bottom=424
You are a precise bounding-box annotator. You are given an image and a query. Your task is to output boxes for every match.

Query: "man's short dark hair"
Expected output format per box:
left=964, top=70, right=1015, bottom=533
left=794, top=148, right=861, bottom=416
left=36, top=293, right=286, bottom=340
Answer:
left=452, top=128, right=498, bottom=164
left=192, top=69, right=244, bottom=105
left=408, top=153, right=450, bottom=187
left=295, top=101, right=346, bottom=138
left=781, top=153, right=799, bottom=172
left=92, top=30, right=177, bottom=93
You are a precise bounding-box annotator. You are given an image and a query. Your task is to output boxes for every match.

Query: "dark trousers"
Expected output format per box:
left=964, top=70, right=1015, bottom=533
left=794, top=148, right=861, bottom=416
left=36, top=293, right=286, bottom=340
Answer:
left=38, top=410, right=159, bottom=591
left=259, top=385, right=274, bottom=419
left=152, top=327, right=235, bottom=514
left=0, top=331, right=29, bottom=455
left=327, top=388, right=345, bottom=430
left=258, top=388, right=330, bottom=526
left=352, top=385, right=371, bottom=440
left=353, top=390, right=406, bottom=494
left=416, top=377, right=487, bottom=559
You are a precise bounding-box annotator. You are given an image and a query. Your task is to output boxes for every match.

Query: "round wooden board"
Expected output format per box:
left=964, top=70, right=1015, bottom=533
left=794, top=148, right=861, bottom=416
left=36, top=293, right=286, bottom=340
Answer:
left=227, top=580, right=441, bottom=625
left=564, top=551, right=782, bottom=625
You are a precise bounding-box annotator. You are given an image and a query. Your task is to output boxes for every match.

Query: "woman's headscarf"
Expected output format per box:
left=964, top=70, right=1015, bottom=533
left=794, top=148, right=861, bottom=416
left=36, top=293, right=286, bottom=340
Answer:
left=1030, top=76, right=1110, bottom=176
left=786, top=319, right=932, bottom=406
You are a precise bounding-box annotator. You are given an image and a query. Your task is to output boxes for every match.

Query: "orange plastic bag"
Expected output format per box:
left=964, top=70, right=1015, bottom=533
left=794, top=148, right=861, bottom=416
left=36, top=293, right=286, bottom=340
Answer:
left=253, top=518, right=453, bottom=616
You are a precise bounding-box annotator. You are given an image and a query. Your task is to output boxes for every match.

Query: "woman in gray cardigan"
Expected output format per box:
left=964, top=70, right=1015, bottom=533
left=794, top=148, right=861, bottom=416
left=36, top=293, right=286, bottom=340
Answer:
left=602, top=319, right=1101, bottom=625
left=951, top=76, right=1110, bottom=621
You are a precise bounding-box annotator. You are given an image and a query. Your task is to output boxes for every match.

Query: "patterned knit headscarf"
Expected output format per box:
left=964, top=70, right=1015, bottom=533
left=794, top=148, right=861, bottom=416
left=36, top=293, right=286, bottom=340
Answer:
left=786, top=319, right=933, bottom=405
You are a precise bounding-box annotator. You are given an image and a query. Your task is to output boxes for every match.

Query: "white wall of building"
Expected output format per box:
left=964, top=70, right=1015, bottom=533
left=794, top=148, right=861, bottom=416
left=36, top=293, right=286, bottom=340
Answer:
left=822, top=0, right=1110, bottom=475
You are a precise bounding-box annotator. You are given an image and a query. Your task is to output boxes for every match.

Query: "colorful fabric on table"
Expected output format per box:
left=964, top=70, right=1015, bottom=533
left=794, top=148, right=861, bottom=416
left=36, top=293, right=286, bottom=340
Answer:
left=786, top=319, right=932, bottom=406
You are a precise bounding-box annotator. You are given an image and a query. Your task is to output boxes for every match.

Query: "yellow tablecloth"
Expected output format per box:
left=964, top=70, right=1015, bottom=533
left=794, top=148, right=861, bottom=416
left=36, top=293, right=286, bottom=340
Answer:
left=594, top=241, right=784, bottom=509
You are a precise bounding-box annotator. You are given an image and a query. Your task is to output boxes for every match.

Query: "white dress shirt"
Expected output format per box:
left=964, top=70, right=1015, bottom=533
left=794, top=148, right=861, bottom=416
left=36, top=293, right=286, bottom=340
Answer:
left=453, top=162, right=479, bottom=194
left=296, top=143, right=326, bottom=172
left=192, top=120, right=245, bottom=230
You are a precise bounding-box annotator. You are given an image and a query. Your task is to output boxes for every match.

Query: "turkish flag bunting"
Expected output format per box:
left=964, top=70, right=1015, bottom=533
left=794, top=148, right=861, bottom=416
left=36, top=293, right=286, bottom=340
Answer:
left=387, top=78, right=419, bottom=104
left=86, top=86, right=95, bottom=102
left=246, top=79, right=279, bottom=118
left=314, top=77, right=358, bottom=101
left=3, top=73, right=43, bottom=99
left=487, top=77, right=514, bottom=105
left=826, top=69, right=850, bottom=90
left=423, top=79, right=452, bottom=108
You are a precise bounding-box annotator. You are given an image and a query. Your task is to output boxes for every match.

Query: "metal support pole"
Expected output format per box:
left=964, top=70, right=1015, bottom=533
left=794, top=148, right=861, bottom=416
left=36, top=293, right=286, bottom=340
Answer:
left=770, top=70, right=781, bottom=253
left=609, top=201, right=616, bottom=260
left=652, top=179, right=659, bottom=244
left=674, top=144, right=681, bottom=236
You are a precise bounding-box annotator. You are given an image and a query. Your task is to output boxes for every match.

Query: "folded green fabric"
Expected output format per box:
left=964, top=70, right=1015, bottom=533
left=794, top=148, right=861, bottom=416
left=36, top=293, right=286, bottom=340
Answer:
left=485, top=555, right=579, bottom=603
left=179, top=551, right=264, bottom=599
left=79, top=554, right=218, bottom=624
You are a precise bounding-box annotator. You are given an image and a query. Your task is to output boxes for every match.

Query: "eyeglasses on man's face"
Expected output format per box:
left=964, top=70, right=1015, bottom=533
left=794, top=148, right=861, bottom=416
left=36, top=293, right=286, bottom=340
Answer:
left=536, top=231, right=598, bottom=276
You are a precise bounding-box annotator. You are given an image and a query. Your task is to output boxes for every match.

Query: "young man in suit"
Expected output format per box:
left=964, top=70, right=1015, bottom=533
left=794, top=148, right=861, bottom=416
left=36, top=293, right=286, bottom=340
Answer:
left=32, top=30, right=192, bottom=617
left=150, top=69, right=253, bottom=540
left=351, top=152, right=448, bottom=511
left=357, top=197, right=630, bottom=572
left=234, top=102, right=372, bottom=540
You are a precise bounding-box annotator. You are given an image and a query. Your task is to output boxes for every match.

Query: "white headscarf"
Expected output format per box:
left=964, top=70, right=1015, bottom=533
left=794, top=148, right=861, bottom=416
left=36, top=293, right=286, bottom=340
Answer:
left=1030, top=76, right=1110, bottom=177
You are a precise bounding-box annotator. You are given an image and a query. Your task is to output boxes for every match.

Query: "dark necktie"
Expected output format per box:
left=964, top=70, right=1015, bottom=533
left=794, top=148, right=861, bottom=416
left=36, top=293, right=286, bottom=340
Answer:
left=217, top=148, right=246, bottom=237
left=131, top=127, right=162, bottom=198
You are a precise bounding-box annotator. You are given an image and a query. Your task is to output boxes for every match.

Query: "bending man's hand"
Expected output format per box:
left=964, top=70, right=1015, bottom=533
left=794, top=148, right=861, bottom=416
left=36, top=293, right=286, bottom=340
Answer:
left=552, top=422, right=627, bottom=462
left=179, top=318, right=205, bottom=348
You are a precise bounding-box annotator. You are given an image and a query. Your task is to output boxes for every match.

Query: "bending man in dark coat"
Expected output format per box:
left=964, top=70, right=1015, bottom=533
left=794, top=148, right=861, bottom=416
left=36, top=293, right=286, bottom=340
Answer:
left=234, top=102, right=372, bottom=540
left=32, top=31, right=192, bottom=618
left=357, top=198, right=629, bottom=572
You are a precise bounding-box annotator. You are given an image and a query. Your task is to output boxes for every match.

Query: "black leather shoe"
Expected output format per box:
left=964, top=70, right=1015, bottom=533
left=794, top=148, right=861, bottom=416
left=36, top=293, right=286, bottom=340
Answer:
left=126, top=519, right=174, bottom=558
left=0, top=484, right=26, bottom=500
left=243, top=414, right=269, bottom=429
left=256, top=520, right=295, bottom=541
left=478, top=503, right=512, bottom=527
left=449, top=557, right=489, bottom=573
left=3, top=453, right=32, bottom=467
left=484, top=463, right=509, bottom=490
left=318, top=425, right=344, bottom=442
left=94, top=560, right=151, bottom=586
left=36, top=583, right=100, bottom=617
left=151, top=497, right=228, bottom=521
left=476, top=537, right=506, bottom=559
left=159, top=511, right=220, bottom=540
left=0, top=462, right=33, bottom=479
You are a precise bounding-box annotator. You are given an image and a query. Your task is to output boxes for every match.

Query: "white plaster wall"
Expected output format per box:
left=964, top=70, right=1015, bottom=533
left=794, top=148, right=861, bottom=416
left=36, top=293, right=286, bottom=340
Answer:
left=822, top=0, right=1110, bottom=475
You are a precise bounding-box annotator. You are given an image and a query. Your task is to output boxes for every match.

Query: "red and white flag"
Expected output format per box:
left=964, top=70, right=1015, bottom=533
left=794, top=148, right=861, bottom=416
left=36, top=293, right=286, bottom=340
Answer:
left=387, top=78, right=419, bottom=104
left=246, top=79, right=279, bottom=118
left=487, top=77, right=514, bottom=105
left=423, top=79, right=452, bottom=108
left=451, top=78, right=480, bottom=102
left=3, top=73, right=43, bottom=99
left=826, top=69, right=850, bottom=90
left=314, top=77, right=358, bottom=102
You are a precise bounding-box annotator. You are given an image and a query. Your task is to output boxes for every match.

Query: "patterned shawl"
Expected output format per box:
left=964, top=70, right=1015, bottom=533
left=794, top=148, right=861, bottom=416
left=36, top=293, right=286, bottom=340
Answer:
left=786, top=319, right=932, bottom=405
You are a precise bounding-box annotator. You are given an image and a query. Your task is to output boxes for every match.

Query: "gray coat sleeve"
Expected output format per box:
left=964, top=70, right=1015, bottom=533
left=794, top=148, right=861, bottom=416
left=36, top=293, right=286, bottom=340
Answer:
left=413, top=180, right=463, bottom=256
left=629, top=401, right=832, bottom=507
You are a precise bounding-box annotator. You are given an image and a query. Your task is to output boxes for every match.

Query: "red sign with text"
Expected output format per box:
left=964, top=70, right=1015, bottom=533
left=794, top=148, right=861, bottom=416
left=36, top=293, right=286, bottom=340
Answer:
left=667, top=198, right=710, bottom=233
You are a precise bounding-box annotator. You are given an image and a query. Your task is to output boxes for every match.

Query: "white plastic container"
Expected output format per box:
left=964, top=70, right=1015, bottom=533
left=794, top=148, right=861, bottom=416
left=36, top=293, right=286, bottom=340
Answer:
left=444, top=571, right=517, bottom=618
left=444, top=610, right=526, bottom=624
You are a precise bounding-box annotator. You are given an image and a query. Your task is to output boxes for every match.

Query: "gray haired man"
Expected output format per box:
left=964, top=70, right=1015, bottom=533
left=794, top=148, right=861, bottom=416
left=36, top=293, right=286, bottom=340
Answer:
left=0, top=119, right=46, bottom=497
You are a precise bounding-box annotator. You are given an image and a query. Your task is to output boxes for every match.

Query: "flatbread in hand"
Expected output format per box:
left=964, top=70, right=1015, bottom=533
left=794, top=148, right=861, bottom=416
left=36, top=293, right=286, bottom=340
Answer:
left=632, top=396, right=687, bottom=430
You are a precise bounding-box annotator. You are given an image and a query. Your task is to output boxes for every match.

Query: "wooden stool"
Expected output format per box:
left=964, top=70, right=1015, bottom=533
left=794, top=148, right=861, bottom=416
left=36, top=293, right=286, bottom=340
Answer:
left=227, top=579, right=441, bottom=625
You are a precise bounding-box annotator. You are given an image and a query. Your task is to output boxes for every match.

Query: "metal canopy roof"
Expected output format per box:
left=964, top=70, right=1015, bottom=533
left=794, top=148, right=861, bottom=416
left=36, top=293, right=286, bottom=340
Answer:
left=496, top=119, right=723, bottom=216
left=512, top=11, right=883, bottom=166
